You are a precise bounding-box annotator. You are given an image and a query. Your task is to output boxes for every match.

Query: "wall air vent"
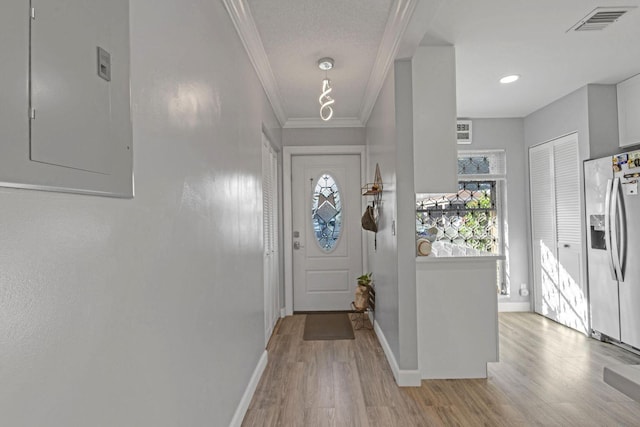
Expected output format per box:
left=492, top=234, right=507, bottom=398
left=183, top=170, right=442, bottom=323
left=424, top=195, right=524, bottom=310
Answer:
left=569, top=7, right=636, bottom=32
left=457, top=120, right=472, bottom=144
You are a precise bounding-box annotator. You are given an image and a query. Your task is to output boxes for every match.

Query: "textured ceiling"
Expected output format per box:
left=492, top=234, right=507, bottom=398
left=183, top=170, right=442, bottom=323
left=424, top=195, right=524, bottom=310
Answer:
left=234, top=0, right=640, bottom=126
left=247, top=0, right=394, bottom=122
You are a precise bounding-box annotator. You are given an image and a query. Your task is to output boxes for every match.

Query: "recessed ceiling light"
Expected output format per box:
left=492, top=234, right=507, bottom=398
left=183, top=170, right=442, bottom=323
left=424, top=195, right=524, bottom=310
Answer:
left=500, top=75, right=520, bottom=84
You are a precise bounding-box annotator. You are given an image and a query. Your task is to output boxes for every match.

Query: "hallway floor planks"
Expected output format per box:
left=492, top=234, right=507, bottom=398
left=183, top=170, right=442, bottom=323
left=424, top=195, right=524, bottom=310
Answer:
left=242, top=312, right=640, bottom=426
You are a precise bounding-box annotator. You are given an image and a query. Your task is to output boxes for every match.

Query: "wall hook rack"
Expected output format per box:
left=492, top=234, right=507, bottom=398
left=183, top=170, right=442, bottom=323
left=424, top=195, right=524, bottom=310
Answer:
left=362, top=163, right=383, bottom=249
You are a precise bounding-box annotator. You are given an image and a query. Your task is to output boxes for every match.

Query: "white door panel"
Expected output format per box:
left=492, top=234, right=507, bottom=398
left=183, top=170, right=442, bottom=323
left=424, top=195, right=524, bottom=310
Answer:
left=557, top=247, right=587, bottom=332
left=262, top=135, right=279, bottom=344
left=292, top=155, right=362, bottom=311
left=529, top=143, right=557, bottom=316
left=529, top=133, right=586, bottom=332
left=553, top=136, right=587, bottom=333
left=306, top=270, right=350, bottom=292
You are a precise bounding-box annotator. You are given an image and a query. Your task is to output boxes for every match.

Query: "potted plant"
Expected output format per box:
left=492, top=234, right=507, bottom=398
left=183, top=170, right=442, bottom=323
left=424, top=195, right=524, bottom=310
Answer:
left=354, top=273, right=373, bottom=311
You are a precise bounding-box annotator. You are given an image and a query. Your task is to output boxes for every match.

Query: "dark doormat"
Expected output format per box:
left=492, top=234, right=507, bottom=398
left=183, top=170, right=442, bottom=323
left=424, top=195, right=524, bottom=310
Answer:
left=303, top=312, right=355, bottom=341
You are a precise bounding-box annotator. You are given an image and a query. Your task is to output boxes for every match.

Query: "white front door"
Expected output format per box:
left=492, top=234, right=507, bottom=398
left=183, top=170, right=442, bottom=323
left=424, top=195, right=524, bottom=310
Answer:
left=291, top=154, right=362, bottom=311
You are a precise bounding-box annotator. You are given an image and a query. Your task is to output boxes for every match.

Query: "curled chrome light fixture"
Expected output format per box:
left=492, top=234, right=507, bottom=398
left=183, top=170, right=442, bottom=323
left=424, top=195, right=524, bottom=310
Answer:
left=318, top=58, right=335, bottom=121
left=319, top=78, right=334, bottom=121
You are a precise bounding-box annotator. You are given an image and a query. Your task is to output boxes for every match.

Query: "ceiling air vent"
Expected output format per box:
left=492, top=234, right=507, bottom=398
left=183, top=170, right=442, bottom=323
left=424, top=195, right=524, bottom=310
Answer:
left=569, top=7, right=636, bottom=32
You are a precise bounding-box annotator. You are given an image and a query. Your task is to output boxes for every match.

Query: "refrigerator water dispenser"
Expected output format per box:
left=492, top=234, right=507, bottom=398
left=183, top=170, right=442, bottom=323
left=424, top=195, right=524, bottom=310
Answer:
left=590, top=214, right=606, bottom=250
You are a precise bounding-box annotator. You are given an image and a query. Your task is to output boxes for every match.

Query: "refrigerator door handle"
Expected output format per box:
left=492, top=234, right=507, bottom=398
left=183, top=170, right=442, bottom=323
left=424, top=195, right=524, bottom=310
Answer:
left=611, top=177, right=624, bottom=282
left=614, top=177, right=626, bottom=282
left=604, top=178, right=618, bottom=281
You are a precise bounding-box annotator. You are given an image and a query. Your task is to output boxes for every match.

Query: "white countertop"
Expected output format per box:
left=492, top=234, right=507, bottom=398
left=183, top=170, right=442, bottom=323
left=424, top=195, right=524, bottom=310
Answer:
left=416, top=254, right=505, bottom=263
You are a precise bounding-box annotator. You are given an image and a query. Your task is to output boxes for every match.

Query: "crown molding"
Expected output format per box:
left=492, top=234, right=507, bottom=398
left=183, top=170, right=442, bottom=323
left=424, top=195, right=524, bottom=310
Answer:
left=222, top=0, right=287, bottom=126
left=224, top=0, right=418, bottom=129
left=284, top=117, right=364, bottom=129
left=358, top=0, right=419, bottom=125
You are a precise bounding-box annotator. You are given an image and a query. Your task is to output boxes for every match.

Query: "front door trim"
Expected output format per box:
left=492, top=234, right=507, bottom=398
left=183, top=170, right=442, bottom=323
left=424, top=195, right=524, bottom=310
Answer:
left=283, top=145, right=366, bottom=315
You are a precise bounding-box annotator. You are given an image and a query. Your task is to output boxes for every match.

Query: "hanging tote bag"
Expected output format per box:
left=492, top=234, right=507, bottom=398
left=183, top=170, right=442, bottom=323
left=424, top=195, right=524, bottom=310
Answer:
left=361, top=205, right=378, bottom=232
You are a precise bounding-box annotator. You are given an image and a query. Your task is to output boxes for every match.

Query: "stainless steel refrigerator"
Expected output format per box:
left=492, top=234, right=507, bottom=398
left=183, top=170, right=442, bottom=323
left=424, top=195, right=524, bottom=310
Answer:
left=585, top=149, right=640, bottom=350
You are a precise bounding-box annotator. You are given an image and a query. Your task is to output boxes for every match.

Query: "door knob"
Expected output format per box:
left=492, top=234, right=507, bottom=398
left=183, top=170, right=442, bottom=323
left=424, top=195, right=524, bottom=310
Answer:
left=293, top=241, right=304, bottom=250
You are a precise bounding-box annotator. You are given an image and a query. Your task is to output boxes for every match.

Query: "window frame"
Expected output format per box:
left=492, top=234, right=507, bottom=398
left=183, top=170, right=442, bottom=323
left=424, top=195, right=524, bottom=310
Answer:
left=416, top=149, right=509, bottom=295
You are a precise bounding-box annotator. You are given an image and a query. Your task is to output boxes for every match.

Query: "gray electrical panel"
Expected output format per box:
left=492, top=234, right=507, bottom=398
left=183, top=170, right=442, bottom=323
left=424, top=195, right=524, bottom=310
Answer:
left=0, top=0, right=133, bottom=197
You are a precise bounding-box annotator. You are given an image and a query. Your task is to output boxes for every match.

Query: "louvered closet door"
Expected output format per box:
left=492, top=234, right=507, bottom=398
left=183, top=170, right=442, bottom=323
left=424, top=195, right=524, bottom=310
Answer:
left=262, top=134, right=279, bottom=345
left=529, top=143, right=559, bottom=320
left=529, top=133, right=585, bottom=332
left=553, top=134, right=587, bottom=333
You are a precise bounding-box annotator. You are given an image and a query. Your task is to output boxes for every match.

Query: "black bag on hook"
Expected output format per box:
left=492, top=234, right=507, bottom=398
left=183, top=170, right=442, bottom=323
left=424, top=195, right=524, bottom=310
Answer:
left=361, top=205, right=378, bottom=232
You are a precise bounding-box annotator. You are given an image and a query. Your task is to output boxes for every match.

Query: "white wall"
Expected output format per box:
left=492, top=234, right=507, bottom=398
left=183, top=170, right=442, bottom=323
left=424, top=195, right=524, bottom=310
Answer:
left=365, top=60, right=419, bottom=376
left=366, top=64, right=401, bottom=362
left=523, top=84, right=619, bottom=320
left=394, top=61, right=419, bottom=370
left=0, top=1, right=281, bottom=426
left=524, top=84, right=619, bottom=156
left=524, top=86, right=591, bottom=153
left=465, top=119, right=529, bottom=302
left=282, top=127, right=365, bottom=146
left=587, top=85, right=621, bottom=159
left=457, top=88, right=617, bottom=306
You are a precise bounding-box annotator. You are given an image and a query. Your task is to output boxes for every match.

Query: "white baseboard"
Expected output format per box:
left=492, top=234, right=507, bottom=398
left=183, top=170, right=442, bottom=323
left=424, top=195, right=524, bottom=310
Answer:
left=373, top=320, right=421, bottom=387
left=498, top=301, right=531, bottom=312
left=229, top=350, right=268, bottom=427
left=280, top=308, right=286, bottom=318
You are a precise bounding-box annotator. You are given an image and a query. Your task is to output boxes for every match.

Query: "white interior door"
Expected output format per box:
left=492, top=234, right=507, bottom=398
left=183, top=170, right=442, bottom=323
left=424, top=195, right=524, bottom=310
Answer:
left=553, top=135, right=587, bottom=333
left=529, top=133, right=585, bottom=332
left=530, top=142, right=558, bottom=318
left=291, top=154, right=362, bottom=311
left=262, top=135, right=279, bottom=344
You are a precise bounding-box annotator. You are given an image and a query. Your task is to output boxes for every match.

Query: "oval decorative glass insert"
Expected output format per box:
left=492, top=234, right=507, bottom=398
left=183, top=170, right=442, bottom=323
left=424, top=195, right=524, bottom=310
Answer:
left=312, top=174, right=342, bottom=251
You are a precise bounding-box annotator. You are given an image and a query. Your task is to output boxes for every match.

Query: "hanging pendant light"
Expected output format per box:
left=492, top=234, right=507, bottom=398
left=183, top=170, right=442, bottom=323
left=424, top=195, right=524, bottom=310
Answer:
left=318, top=58, right=335, bottom=121
left=319, top=78, right=334, bottom=121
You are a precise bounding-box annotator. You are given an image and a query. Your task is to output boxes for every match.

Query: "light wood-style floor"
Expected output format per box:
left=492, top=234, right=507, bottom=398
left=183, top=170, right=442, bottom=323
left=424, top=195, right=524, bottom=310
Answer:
left=242, top=313, right=640, bottom=426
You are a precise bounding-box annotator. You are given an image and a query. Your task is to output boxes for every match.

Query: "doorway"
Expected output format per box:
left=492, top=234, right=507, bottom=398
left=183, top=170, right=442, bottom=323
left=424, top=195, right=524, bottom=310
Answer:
left=529, top=132, right=587, bottom=333
left=283, top=146, right=366, bottom=314
left=262, top=133, right=280, bottom=345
